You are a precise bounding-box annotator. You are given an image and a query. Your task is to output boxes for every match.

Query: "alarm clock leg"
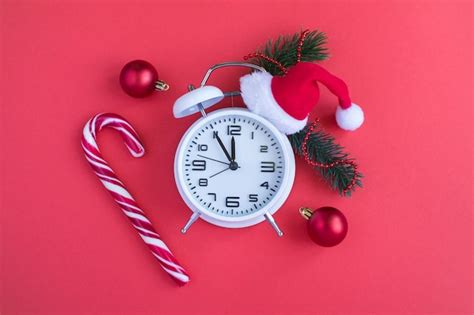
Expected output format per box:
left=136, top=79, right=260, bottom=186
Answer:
left=181, top=212, right=201, bottom=234
left=264, top=212, right=284, bottom=237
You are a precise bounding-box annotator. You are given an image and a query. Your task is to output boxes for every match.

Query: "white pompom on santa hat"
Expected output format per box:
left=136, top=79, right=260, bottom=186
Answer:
left=240, top=62, right=364, bottom=135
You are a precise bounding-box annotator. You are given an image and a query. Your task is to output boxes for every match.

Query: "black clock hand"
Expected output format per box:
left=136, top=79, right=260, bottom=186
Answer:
left=209, top=166, right=231, bottom=178
left=196, top=154, right=229, bottom=166
left=231, top=136, right=235, bottom=161
left=215, top=133, right=232, bottom=162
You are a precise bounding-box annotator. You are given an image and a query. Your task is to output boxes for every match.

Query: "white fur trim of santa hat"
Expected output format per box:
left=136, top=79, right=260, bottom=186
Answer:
left=335, top=103, right=364, bottom=131
left=240, top=71, right=307, bottom=135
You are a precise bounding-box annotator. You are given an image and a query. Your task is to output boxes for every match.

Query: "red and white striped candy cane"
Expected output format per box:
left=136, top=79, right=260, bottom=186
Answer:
left=81, top=113, right=189, bottom=286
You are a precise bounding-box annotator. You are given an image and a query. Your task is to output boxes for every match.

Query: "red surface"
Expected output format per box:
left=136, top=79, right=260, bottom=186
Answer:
left=1, top=1, right=472, bottom=314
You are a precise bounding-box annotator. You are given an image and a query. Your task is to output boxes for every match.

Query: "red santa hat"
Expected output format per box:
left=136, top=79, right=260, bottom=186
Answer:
left=240, top=62, right=364, bottom=134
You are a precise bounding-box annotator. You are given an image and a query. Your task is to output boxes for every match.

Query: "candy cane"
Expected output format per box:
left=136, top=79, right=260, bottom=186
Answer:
left=81, top=113, right=189, bottom=286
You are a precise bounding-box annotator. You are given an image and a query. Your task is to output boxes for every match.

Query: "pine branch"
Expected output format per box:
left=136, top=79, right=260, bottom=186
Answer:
left=288, top=125, right=362, bottom=196
left=248, top=30, right=328, bottom=76
left=246, top=29, right=363, bottom=196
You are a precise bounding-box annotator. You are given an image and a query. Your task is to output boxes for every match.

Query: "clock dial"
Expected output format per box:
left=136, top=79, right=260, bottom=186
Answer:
left=181, top=114, right=285, bottom=217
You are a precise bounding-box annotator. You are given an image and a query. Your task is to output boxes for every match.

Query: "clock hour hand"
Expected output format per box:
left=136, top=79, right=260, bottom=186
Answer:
left=215, top=133, right=232, bottom=162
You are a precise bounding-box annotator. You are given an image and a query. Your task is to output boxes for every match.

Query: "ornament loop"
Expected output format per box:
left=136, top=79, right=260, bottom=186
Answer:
left=299, top=207, right=314, bottom=220
left=155, top=80, right=170, bottom=91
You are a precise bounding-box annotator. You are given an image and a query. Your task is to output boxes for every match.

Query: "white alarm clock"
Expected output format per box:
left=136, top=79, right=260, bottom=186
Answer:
left=173, top=62, right=295, bottom=236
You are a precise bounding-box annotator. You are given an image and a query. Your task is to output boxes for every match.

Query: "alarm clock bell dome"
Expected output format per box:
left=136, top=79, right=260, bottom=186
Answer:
left=173, top=86, right=224, bottom=118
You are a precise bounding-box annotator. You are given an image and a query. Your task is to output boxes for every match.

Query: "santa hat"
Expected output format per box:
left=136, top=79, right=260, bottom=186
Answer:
left=240, top=62, right=364, bottom=135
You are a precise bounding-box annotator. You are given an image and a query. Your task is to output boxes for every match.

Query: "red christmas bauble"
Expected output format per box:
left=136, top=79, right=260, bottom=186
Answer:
left=300, top=207, right=348, bottom=247
left=119, top=60, right=159, bottom=98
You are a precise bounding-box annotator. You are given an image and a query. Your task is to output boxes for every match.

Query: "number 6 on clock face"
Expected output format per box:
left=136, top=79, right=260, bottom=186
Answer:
left=174, top=108, right=295, bottom=232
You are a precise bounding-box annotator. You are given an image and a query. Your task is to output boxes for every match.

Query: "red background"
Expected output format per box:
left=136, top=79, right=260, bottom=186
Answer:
left=1, top=1, right=472, bottom=314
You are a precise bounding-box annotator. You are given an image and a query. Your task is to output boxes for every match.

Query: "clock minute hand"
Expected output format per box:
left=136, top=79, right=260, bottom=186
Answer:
left=196, top=154, right=229, bottom=166
left=231, top=136, right=235, bottom=161
left=215, top=133, right=232, bottom=162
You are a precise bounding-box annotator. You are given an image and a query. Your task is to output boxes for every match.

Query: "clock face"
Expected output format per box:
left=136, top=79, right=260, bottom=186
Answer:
left=178, top=112, right=286, bottom=218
